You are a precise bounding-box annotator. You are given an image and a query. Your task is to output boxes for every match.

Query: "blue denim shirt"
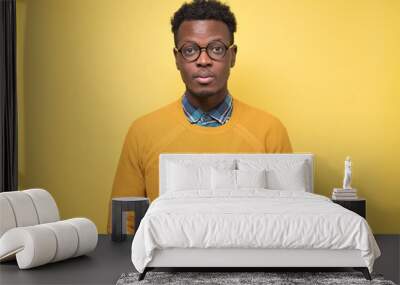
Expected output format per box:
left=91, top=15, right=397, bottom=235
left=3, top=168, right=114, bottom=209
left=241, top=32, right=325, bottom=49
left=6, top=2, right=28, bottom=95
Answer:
left=181, top=93, right=233, bottom=127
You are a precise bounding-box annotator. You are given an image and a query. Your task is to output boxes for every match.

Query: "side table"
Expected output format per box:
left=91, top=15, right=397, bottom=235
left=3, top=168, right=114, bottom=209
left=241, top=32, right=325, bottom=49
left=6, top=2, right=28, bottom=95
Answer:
left=112, top=197, right=149, bottom=242
left=332, top=198, right=366, bottom=218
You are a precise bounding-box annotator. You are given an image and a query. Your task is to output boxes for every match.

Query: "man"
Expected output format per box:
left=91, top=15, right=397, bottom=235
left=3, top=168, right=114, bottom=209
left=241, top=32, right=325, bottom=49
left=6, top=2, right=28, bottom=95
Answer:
left=108, top=0, right=292, bottom=232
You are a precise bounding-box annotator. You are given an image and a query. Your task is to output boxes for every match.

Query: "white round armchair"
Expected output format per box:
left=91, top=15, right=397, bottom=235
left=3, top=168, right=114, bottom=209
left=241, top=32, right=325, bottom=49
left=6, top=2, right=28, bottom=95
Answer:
left=0, top=189, right=97, bottom=269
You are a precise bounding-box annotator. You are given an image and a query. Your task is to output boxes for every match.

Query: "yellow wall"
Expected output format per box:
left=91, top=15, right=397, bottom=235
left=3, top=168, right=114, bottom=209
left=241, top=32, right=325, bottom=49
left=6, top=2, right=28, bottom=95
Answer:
left=16, top=0, right=400, bottom=234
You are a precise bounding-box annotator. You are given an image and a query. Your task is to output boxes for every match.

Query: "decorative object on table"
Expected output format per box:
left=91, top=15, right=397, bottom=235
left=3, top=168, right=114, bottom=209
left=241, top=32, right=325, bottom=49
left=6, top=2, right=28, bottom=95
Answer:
left=332, top=156, right=358, bottom=200
left=332, top=198, right=366, bottom=218
left=0, top=189, right=98, bottom=269
left=116, top=271, right=395, bottom=285
left=343, top=155, right=352, bottom=189
left=112, top=197, right=149, bottom=242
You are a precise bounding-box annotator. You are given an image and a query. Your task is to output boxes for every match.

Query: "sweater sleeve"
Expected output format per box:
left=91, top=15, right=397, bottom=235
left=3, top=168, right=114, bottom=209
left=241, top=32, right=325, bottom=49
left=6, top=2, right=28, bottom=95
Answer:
left=107, top=123, right=145, bottom=233
left=265, top=119, right=293, bottom=153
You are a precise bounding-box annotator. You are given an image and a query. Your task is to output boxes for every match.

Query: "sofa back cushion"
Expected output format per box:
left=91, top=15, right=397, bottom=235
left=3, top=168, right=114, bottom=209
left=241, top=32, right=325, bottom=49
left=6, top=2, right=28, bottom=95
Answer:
left=0, top=189, right=60, bottom=238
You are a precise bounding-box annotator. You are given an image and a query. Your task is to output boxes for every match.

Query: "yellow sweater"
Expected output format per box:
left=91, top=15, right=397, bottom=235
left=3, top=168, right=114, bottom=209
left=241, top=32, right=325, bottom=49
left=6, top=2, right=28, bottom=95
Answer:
left=108, top=97, right=292, bottom=232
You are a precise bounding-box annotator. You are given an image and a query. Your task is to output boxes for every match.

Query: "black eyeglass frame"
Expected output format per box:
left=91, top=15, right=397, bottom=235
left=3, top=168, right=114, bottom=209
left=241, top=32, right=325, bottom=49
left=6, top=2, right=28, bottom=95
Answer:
left=174, top=40, right=235, bottom=62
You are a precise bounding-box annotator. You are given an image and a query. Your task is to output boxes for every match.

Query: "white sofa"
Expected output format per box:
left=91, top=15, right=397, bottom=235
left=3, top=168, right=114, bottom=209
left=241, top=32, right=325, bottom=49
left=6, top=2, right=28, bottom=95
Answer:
left=0, top=189, right=98, bottom=269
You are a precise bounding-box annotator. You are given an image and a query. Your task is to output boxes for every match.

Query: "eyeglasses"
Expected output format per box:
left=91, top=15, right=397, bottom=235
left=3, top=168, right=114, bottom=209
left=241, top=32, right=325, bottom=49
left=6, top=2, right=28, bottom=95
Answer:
left=175, top=40, right=234, bottom=62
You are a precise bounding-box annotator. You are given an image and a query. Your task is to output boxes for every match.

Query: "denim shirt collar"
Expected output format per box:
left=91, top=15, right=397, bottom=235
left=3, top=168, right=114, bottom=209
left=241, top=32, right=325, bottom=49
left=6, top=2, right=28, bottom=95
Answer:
left=182, top=93, right=233, bottom=125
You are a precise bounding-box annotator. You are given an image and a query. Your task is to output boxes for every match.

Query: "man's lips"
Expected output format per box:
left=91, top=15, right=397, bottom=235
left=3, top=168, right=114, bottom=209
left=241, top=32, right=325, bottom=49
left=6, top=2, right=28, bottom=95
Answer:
left=195, top=76, right=214, bottom=84
left=193, top=73, right=215, bottom=84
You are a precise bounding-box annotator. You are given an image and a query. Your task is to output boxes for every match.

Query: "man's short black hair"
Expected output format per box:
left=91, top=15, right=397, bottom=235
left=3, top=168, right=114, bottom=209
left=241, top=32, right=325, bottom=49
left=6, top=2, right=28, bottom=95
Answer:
left=171, top=0, right=237, bottom=46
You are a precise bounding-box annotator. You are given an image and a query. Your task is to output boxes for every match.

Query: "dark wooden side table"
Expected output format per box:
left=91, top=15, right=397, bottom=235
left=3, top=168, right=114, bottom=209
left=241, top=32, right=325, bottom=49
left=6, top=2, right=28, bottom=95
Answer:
left=112, top=197, right=149, bottom=242
left=332, top=198, right=366, bottom=218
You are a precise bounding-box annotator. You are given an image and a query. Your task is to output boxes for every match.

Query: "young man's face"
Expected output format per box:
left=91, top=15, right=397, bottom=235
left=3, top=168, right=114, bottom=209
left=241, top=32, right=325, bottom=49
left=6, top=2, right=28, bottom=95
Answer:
left=174, top=20, right=237, bottom=98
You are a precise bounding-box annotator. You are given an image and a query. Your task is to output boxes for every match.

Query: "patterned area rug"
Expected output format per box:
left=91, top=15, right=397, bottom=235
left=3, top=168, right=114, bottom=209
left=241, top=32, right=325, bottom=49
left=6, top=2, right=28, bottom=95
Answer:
left=116, top=271, right=396, bottom=285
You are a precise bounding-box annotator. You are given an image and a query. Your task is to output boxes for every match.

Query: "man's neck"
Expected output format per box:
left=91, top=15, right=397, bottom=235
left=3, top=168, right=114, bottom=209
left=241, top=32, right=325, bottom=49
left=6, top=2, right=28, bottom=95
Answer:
left=185, top=90, right=228, bottom=112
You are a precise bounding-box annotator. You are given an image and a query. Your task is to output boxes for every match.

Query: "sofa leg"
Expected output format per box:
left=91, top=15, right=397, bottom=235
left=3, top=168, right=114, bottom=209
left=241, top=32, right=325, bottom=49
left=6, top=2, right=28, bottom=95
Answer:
left=138, top=268, right=148, bottom=281
left=354, top=267, right=371, bottom=280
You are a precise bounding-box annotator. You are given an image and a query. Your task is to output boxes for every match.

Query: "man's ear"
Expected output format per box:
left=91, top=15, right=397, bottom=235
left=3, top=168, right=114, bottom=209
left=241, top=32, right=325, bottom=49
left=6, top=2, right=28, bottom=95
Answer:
left=173, top=48, right=180, bottom=70
left=230, top=45, right=238, bottom=68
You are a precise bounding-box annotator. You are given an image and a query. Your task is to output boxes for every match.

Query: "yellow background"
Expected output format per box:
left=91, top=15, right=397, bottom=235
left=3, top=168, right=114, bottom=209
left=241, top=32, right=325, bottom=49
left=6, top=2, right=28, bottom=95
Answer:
left=16, top=0, right=399, bottom=234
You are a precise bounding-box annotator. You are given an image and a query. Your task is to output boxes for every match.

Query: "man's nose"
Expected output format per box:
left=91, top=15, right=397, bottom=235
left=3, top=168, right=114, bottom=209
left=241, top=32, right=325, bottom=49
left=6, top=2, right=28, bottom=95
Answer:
left=196, top=49, right=212, bottom=66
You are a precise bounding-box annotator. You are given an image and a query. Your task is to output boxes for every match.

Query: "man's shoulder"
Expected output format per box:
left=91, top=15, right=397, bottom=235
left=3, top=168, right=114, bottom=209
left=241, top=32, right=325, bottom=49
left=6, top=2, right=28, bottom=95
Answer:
left=234, top=98, right=292, bottom=152
left=128, top=99, right=181, bottom=134
left=234, top=98, right=284, bottom=127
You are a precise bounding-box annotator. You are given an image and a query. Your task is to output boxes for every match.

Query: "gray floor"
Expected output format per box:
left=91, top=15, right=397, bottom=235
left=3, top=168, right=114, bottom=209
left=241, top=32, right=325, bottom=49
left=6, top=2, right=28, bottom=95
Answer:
left=374, top=235, right=400, bottom=284
left=0, top=235, right=398, bottom=285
